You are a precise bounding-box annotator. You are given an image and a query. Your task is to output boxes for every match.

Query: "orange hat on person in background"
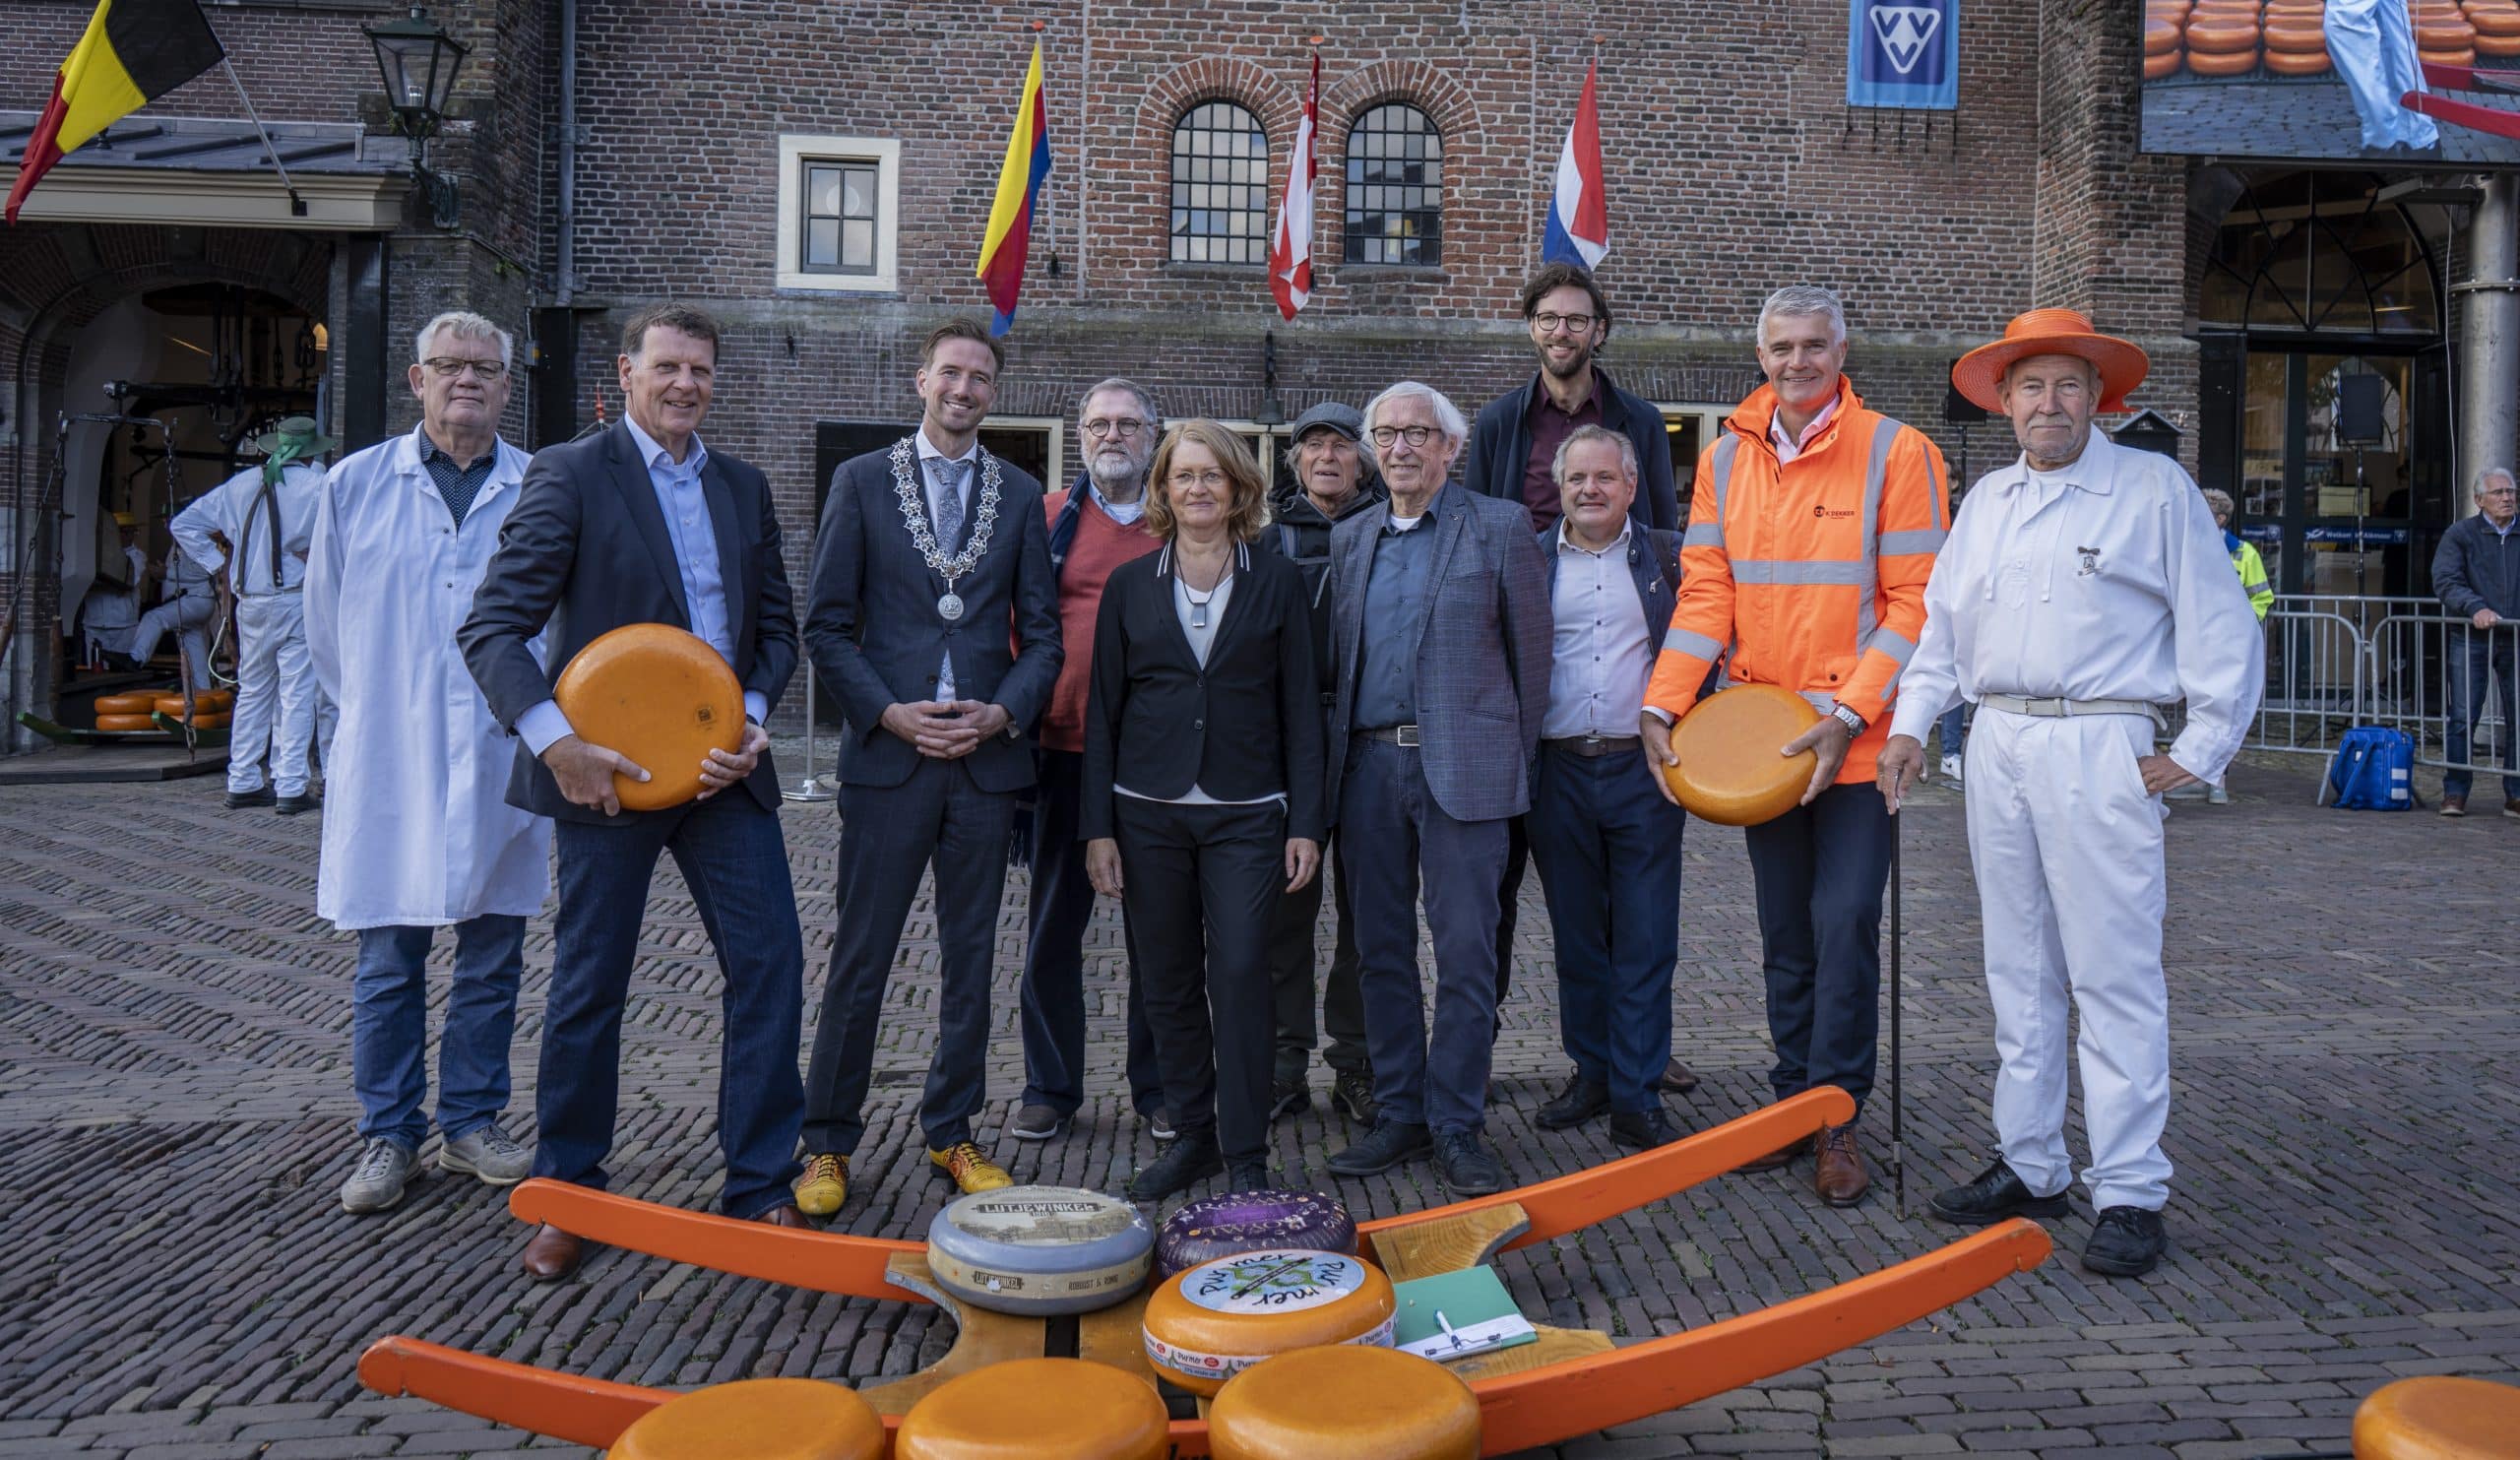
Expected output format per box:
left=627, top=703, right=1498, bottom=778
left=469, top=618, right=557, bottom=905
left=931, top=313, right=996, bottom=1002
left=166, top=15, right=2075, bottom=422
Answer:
left=1950, top=308, right=2151, bottom=415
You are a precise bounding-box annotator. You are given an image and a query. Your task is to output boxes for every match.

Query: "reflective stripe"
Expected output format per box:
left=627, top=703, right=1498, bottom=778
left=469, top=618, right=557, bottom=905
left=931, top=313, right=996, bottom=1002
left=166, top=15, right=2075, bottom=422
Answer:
left=1854, top=417, right=1899, bottom=651
left=1868, top=628, right=1918, bottom=666
left=1798, top=690, right=1837, bottom=713
left=1682, top=523, right=1726, bottom=548
left=1662, top=626, right=1725, bottom=659
left=1710, top=435, right=1737, bottom=526
left=1879, top=528, right=1947, bottom=555
left=1732, top=559, right=1869, bottom=585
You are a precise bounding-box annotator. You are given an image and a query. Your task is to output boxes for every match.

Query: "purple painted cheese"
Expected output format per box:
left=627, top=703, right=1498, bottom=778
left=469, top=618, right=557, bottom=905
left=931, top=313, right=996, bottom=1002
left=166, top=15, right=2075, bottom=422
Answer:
left=1155, top=1188, right=1356, bottom=1279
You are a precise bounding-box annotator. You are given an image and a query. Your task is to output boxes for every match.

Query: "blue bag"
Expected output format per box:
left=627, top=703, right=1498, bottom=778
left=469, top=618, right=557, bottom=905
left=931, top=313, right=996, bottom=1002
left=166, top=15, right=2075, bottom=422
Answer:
left=2320, top=727, right=2416, bottom=810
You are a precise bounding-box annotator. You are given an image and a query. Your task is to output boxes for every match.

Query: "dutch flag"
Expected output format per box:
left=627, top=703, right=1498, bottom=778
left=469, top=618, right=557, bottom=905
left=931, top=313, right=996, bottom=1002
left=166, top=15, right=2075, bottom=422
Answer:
left=1542, top=61, right=1607, bottom=270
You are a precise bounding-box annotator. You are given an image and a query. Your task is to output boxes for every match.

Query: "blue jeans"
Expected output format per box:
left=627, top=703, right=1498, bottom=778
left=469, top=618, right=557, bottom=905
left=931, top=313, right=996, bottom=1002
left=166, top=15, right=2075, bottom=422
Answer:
left=1936, top=703, right=1970, bottom=758
left=352, top=915, right=526, bottom=1150
left=1341, top=739, right=1508, bottom=1136
left=2443, top=624, right=2520, bottom=801
left=1526, top=744, right=1685, bottom=1113
left=1742, top=781, right=1894, bottom=1118
left=538, top=793, right=805, bottom=1218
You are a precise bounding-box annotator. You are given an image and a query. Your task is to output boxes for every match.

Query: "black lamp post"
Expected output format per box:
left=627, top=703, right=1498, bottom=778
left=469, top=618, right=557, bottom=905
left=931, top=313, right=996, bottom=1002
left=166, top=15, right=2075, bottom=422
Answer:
left=366, top=6, right=468, bottom=228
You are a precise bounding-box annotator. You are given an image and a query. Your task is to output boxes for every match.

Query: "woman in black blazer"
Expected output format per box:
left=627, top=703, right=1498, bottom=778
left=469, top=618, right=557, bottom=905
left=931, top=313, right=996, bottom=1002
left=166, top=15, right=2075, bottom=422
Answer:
left=1084, top=419, right=1324, bottom=1201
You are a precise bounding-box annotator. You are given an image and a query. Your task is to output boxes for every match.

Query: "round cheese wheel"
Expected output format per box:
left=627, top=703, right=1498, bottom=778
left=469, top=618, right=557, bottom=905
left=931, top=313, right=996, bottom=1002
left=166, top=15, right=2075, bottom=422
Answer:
left=2187, top=2, right=2261, bottom=19
left=550, top=623, right=744, bottom=812
left=183, top=711, right=231, bottom=730
left=1157, top=1190, right=1356, bottom=1279
left=2264, top=44, right=2334, bottom=70
left=95, top=713, right=161, bottom=731
left=895, top=1358, right=1168, bottom=1460
left=2184, top=17, right=2264, bottom=50
left=2146, top=45, right=2186, bottom=77
left=2474, top=7, right=2520, bottom=34
left=2188, top=43, right=2262, bottom=70
left=2419, top=42, right=2478, bottom=61
left=1209, top=1347, right=1480, bottom=1460
left=2477, top=28, right=2520, bottom=51
left=2262, top=17, right=2329, bottom=44
left=2417, top=17, right=2477, bottom=42
left=94, top=692, right=159, bottom=715
left=2148, top=2, right=2192, bottom=26
left=1662, top=683, right=1821, bottom=827
left=925, top=1185, right=1154, bottom=1316
left=2146, top=16, right=2182, bottom=51
left=610, top=1377, right=884, bottom=1460
left=2353, top=1376, right=2520, bottom=1460
left=1142, top=1249, right=1396, bottom=1397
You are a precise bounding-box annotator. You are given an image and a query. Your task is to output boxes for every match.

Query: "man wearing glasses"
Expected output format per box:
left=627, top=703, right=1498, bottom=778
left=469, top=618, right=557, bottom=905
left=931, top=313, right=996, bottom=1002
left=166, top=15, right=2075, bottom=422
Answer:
left=1010, top=378, right=1170, bottom=1144
left=2432, top=466, right=2519, bottom=818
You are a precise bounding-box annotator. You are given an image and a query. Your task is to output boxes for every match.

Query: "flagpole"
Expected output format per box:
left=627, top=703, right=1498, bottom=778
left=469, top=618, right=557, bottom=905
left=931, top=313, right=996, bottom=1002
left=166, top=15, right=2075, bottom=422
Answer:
left=220, top=59, right=308, bottom=219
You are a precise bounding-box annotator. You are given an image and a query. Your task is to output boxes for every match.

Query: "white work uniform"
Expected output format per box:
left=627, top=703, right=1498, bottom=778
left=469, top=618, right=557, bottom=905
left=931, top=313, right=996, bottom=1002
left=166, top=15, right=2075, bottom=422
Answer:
left=1889, top=431, right=2263, bottom=1212
left=171, top=462, right=327, bottom=795
left=130, top=549, right=217, bottom=685
left=2325, top=0, right=2437, bottom=151
left=305, top=425, right=550, bottom=930
left=81, top=542, right=147, bottom=660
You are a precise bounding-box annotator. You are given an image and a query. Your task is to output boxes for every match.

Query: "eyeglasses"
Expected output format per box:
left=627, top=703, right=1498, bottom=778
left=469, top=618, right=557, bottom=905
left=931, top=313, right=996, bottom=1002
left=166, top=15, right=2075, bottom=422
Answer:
left=423, top=357, right=507, bottom=380
left=1084, top=417, right=1147, bottom=440
left=1533, top=311, right=1598, bottom=335
left=2479, top=483, right=2518, bottom=496
left=1368, top=424, right=1439, bottom=448
left=1167, top=469, right=1229, bottom=489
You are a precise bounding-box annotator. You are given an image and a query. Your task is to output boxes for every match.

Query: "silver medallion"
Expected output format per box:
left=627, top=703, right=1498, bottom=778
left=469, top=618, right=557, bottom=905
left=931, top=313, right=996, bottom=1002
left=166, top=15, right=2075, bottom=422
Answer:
left=938, top=592, right=965, bottom=621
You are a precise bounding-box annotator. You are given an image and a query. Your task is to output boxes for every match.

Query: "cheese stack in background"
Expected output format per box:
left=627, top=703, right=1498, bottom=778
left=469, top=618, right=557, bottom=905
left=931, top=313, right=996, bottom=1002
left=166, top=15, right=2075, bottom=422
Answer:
left=2418, top=0, right=2480, bottom=62
left=2470, top=0, right=2520, bottom=56
left=2264, top=2, right=2336, bottom=71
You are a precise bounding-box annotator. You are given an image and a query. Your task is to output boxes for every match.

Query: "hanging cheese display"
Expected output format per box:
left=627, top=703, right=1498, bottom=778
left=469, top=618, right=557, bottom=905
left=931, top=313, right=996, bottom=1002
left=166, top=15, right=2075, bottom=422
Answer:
left=607, top=1377, right=884, bottom=1460
left=1141, top=1248, right=1397, bottom=1396
left=924, top=1185, right=1154, bottom=1316
left=1208, top=1345, right=1481, bottom=1460
left=893, top=1358, right=1168, bottom=1460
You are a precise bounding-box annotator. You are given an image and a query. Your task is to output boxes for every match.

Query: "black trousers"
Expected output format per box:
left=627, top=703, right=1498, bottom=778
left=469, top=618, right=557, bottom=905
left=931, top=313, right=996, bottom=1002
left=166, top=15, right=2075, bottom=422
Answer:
left=1741, top=781, right=1893, bottom=1116
left=1263, top=831, right=1366, bottom=1081
left=1115, top=795, right=1285, bottom=1166
left=1494, top=815, right=1530, bottom=1007
left=1020, top=748, right=1163, bottom=1116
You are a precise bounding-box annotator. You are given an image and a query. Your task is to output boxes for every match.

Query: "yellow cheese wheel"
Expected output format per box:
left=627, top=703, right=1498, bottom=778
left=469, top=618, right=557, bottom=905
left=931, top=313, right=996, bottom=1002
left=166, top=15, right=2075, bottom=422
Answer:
left=2354, top=1376, right=2520, bottom=1460
left=1141, top=1249, right=1397, bottom=1397
left=94, top=714, right=158, bottom=732
left=2265, top=44, right=2334, bottom=70
left=2188, top=43, right=2262, bottom=70
left=1209, top=1346, right=1480, bottom=1460
left=154, top=695, right=233, bottom=720
left=180, top=712, right=231, bottom=730
left=550, top=622, right=744, bottom=812
left=2419, top=42, right=2478, bottom=61
left=894, top=1358, right=1167, bottom=1460
left=1662, top=683, right=1822, bottom=827
left=609, top=1377, right=883, bottom=1460
left=2185, top=16, right=2265, bottom=50
left=2262, top=16, right=2329, bottom=44
left=2417, top=17, right=2477, bottom=43
left=94, top=692, right=160, bottom=715
left=2146, top=15, right=2182, bottom=51
left=2478, top=28, right=2520, bottom=51
left=2146, top=45, right=2185, bottom=77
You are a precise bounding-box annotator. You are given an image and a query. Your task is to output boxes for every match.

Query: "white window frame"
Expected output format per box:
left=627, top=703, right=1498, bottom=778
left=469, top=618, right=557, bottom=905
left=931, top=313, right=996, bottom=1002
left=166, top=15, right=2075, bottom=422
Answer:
left=776, top=134, right=902, bottom=292
left=978, top=415, right=1066, bottom=490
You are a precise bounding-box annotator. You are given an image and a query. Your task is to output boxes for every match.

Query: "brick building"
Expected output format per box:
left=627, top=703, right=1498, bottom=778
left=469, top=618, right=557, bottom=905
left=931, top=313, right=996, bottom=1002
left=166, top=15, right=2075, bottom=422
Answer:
left=0, top=0, right=2487, bottom=743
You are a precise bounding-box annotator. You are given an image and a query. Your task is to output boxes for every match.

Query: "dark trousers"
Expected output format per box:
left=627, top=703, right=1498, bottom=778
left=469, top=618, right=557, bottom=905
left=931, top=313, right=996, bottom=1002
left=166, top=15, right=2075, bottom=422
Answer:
left=806, top=758, right=1014, bottom=1156
left=1494, top=817, right=1530, bottom=1008
left=1526, top=744, right=1685, bottom=1113
left=1341, top=738, right=1508, bottom=1136
left=1264, top=832, right=1367, bottom=1081
left=1020, top=748, right=1163, bottom=1115
left=1116, top=796, right=1284, bottom=1165
left=2444, top=624, right=2520, bottom=801
left=539, top=793, right=804, bottom=1218
left=1742, top=780, right=1894, bottom=1118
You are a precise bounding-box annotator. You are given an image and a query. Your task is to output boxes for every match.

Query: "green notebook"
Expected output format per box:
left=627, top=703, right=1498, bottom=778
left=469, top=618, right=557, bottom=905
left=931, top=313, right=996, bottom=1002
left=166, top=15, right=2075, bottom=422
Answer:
left=1390, top=1266, right=1539, bottom=1362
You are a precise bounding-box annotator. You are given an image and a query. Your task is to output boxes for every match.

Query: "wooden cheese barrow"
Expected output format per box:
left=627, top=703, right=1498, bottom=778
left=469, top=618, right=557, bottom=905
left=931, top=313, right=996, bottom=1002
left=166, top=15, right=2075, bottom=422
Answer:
left=358, top=1087, right=2051, bottom=1456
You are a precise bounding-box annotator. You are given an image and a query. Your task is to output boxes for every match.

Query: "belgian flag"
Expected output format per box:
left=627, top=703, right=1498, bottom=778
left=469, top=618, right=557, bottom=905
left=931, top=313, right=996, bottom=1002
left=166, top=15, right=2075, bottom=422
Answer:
left=5, top=0, right=224, bottom=223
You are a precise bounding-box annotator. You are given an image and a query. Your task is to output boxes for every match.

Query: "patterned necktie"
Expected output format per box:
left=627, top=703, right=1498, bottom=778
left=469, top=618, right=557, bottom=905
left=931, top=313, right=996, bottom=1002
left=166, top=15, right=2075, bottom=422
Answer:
left=928, top=456, right=969, bottom=549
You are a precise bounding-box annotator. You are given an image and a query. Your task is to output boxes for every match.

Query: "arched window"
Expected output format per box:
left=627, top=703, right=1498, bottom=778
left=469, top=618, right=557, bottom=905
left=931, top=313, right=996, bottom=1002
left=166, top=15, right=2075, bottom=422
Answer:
left=2199, top=171, right=2437, bottom=335
left=1170, top=100, right=1270, bottom=264
left=1344, top=102, right=1443, bottom=266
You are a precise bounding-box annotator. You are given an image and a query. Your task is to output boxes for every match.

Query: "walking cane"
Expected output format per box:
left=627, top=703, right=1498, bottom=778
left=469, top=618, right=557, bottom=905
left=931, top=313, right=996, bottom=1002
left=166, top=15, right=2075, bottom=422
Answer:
left=1890, top=819, right=1906, bottom=1218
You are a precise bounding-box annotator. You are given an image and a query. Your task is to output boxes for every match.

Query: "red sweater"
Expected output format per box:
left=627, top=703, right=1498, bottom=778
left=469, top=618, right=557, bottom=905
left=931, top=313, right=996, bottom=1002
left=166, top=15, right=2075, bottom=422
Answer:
left=1037, top=488, right=1162, bottom=752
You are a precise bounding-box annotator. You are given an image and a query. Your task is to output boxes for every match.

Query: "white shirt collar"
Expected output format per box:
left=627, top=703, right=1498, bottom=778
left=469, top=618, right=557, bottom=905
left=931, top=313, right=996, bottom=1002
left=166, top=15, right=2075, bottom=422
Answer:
left=1555, top=517, right=1633, bottom=557
left=1088, top=480, right=1147, bottom=524
left=1769, top=394, right=1840, bottom=456
left=623, top=412, right=706, bottom=475
left=1992, top=431, right=2118, bottom=497
left=916, top=425, right=977, bottom=465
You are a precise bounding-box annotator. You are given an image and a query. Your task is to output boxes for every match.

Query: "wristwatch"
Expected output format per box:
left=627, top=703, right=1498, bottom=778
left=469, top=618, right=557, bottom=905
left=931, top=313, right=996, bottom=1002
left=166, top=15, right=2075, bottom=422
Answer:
left=1829, top=703, right=1867, bottom=737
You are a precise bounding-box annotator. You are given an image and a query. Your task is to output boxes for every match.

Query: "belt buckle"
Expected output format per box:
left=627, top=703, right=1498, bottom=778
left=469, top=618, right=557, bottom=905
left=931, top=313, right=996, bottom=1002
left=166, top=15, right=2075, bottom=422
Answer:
left=1395, top=724, right=1420, bottom=747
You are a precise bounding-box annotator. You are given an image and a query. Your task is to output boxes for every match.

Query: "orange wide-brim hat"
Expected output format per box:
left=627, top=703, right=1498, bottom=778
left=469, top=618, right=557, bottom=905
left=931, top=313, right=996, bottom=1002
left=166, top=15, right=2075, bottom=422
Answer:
left=1950, top=307, right=2150, bottom=415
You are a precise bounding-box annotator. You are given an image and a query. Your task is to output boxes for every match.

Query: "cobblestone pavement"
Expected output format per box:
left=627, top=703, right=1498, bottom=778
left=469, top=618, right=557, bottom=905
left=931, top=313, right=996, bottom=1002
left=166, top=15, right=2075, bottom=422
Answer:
left=2, top=746, right=2515, bottom=1458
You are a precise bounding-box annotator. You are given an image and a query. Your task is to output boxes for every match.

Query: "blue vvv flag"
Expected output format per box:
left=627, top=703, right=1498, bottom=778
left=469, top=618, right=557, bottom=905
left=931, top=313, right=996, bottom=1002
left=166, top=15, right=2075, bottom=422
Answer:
left=1847, top=0, right=1958, bottom=110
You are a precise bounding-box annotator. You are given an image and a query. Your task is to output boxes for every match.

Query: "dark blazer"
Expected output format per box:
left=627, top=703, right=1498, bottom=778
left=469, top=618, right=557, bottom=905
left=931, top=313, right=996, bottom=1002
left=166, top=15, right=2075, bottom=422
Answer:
left=460, top=420, right=795, bottom=824
left=1324, top=483, right=1553, bottom=825
left=804, top=437, right=1061, bottom=793
left=1462, top=365, right=1681, bottom=532
left=1081, top=541, right=1324, bottom=844
left=1542, top=523, right=1682, bottom=645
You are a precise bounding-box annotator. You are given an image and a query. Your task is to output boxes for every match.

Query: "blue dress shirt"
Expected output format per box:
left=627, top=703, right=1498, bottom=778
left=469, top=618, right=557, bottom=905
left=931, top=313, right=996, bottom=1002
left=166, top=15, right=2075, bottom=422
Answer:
left=1353, top=504, right=1440, bottom=730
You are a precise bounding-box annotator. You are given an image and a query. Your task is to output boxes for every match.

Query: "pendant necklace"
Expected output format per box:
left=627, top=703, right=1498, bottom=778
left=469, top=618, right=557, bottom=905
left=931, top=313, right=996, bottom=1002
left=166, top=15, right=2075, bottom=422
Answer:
left=1180, top=557, right=1231, bottom=629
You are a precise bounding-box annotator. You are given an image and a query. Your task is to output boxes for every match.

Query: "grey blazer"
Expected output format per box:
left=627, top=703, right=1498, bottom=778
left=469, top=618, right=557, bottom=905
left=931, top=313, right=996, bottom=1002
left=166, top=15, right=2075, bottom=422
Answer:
left=1325, top=482, right=1553, bottom=823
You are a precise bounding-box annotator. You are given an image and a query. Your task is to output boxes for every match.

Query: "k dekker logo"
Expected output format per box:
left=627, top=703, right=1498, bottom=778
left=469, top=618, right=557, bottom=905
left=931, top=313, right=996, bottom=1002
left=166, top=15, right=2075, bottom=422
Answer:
left=1868, top=4, right=1943, bottom=75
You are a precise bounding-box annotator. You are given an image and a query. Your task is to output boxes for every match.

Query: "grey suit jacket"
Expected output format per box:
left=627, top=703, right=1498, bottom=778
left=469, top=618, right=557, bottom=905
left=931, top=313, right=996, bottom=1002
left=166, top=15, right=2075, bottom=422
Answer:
left=1325, top=482, right=1553, bottom=823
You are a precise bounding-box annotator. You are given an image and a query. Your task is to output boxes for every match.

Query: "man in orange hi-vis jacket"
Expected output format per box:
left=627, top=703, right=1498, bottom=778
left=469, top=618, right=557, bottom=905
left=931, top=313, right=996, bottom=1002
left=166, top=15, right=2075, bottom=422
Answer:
left=1638, top=285, right=1950, bottom=1210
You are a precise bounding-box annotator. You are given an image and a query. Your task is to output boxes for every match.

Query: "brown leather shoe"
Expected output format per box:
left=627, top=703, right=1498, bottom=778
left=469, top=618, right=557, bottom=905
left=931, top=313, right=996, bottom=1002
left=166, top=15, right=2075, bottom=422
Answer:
left=1736, top=1133, right=1812, bottom=1173
left=1813, top=1123, right=1870, bottom=1207
left=1660, top=1057, right=1700, bottom=1094
left=755, top=1202, right=813, bottom=1229
left=519, top=1223, right=587, bottom=1282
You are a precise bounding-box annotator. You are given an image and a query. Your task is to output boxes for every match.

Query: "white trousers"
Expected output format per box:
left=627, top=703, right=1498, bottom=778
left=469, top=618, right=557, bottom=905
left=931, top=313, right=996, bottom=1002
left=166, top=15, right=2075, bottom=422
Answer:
left=1964, top=707, right=2174, bottom=1212
left=231, top=593, right=316, bottom=795
left=2326, top=0, right=2438, bottom=150
left=130, top=596, right=214, bottom=686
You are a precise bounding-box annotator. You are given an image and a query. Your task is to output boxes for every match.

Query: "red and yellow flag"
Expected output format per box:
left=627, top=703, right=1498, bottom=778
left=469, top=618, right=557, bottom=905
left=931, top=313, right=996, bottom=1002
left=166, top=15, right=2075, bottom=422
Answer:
left=975, top=42, right=1050, bottom=338
left=6, top=0, right=225, bottom=223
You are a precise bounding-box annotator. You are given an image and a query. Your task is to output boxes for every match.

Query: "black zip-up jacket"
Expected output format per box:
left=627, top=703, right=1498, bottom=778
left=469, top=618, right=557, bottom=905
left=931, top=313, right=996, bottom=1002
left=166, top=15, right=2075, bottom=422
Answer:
left=2432, top=512, right=2519, bottom=620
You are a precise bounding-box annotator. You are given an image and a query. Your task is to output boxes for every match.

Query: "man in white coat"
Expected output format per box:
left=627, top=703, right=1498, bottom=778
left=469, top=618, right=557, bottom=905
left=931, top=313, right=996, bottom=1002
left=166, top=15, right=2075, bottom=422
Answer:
left=172, top=416, right=332, bottom=813
left=306, top=311, right=550, bottom=1215
left=1878, top=308, right=2263, bottom=1279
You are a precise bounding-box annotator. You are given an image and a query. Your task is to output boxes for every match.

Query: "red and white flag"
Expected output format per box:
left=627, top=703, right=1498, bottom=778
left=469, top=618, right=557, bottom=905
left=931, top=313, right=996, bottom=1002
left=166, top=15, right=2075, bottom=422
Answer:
left=1269, top=51, right=1319, bottom=321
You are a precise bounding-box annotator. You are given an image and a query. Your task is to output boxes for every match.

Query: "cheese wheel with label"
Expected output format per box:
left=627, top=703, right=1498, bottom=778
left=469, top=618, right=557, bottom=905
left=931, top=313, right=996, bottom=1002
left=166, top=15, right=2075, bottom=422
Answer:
left=1209, top=1346, right=1480, bottom=1460
left=925, top=1185, right=1153, bottom=1316
left=550, top=623, right=744, bottom=811
left=1142, top=1248, right=1397, bottom=1396
left=1157, top=1189, right=1355, bottom=1279
left=895, top=1358, right=1167, bottom=1460
left=609, top=1377, right=883, bottom=1460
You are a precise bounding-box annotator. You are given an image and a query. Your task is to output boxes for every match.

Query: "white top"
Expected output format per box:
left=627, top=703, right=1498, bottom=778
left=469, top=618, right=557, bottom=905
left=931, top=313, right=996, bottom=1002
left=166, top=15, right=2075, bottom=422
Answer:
left=1543, top=520, right=1655, bottom=739
left=1886, top=432, right=2266, bottom=783
left=1089, top=480, right=1147, bottom=526
left=304, top=424, right=551, bottom=929
left=171, top=462, right=328, bottom=596
left=1116, top=562, right=1282, bottom=808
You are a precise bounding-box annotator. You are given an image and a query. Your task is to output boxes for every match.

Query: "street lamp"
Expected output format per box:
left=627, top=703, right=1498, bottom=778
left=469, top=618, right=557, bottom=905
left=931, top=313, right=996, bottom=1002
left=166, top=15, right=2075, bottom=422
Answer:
left=365, top=5, right=468, bottom=228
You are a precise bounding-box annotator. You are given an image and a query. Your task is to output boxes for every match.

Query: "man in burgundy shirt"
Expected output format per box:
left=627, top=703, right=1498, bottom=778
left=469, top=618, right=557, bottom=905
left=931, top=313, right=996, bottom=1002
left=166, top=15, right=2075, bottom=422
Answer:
left=1010, top=379, right=1170, bottom=1143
